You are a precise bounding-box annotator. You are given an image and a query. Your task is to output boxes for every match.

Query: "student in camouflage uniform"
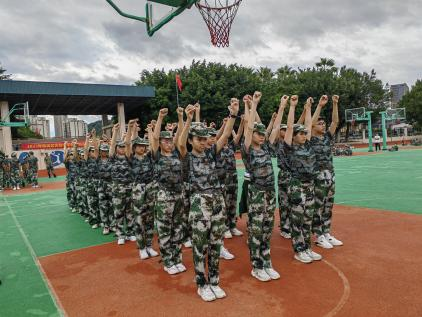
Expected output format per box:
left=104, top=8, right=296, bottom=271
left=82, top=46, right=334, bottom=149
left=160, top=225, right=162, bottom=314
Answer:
left=10, top=152, right=22, bottom=190
left=44, top=152, right=56, bottom=178
left=127, top=120, right=159, bottom=260
left=284, top=96, right=322, bottom=264
left=97, top=143, right=113, bottom=234
left=64, top=141, right=78, bottom=212
left=242, top=92, right=280, bottom=282
left=0, top=151, right=4, bottom=191
left=76, top=148, right=89, bottom=220
left=310, top=95, right=343, bottom=248
left=3, top=155, right=11, bottom=189
left=27, top=151, right=39, bottom=188
left=85, top=131, right=101, bottom=229
left=179, top=100, right=239, bottom=302
left=268, top=96, right=291, bottom=239
left=151, top=108, right=185, bottom=275
left=110, top=123, right=136, bottom=245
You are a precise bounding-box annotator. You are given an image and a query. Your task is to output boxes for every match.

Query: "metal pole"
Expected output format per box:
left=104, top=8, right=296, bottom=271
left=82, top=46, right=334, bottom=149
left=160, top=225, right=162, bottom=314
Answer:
left=380, top=111, right=388, bottom=150
left=367, top=111, right=374, bottom=152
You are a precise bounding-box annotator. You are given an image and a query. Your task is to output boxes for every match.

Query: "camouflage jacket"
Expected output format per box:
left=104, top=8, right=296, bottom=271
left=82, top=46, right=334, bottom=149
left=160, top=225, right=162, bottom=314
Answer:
left=284, top=141, right=317, bottom=182
left=97, top=157, right=112, bottom=181
left=110, top=154, right=133, bottom=184
left=86, top=157, right=99, bottom=179
left=27, top=156, right=38, bottom=171
left=154, top=149, right=183, bottom=193
left=310, top=131, right=334, bottom=171
left=44, top=156, right=53, bottom=168
left=188, top=145, right=221, bottom=193
left=77, top=159, right=89, bottom=179
left=271, top=140, right=290, bottom=172
left=65, top=159, right=78, bottom=178
left=10, top=158, right=20, bottom=172
left=241, top=142, right=275, bottom=190
left=132, top=152, right=154, bottom=184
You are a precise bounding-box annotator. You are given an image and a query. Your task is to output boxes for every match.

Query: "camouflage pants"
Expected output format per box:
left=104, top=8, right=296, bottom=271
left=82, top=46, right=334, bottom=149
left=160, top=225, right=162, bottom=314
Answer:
left=181, top=182, right=191, bottom=242
left=66, top=176, right=77, bottom=209
left=98, top=179, right=113, bottom=228
left=247, top=184, right=276, bottom=269
left=46, top=165, right=56, bottom=178
left=190, top=191, right=225, bottom=287
left=278, top=169, right=291, bottom=234
left=28, top=168, right=38, bottom=186
left=154, top=187, right=184, bottom=268
left=10, top=169, right=21, bottom=188
left=76, top=177, right=89, bottom=217
left=4, top=172, right=11, bottom=189
left=288, top=179, right=315, bottom=253
left=112, top=182, right=134, bottom=239
left=86, top=178, right=100, bottom=225
left=133, top=182, right=156, bottom=250
left=0, top=169, right=4, bottom=190
left=312, top=170, right=335, bottom=236
left=223, top=171, right=238, bottom=230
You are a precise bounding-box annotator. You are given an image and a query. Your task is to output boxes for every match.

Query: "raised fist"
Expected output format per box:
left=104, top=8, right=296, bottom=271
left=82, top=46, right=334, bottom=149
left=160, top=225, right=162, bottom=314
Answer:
left=229, top=98, right=239, bottom=116
left=332, top=95, right=339, bottom=103
left=159, top=108, right=168, bottom=117
left=290, top=95, right=299, bottom=107
left=319, top=95, right=329, bottom=107
left=253, top=91, right=262, bottom=104
left=280, top=95, right=289, bottom=106
left=307, top=97, right=314, bottom=105
left=176, top=107, right=184, bottom=115
left=113, top=123, right=120, bottom=131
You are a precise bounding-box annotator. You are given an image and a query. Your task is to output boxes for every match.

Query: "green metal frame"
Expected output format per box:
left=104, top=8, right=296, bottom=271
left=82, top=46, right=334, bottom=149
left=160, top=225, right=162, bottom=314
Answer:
left=106, top=0, right=198, bottom=36
left=345, top=108, right=374, bottom=152
left=0, top=102, right=30, bottom=127
left=380, top=108, right=406, bottom=150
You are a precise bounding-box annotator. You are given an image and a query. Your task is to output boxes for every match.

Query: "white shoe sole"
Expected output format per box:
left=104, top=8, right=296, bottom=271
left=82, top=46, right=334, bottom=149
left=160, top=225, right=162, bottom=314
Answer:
left=294, top=254, right=313, bottom=264
left=197, top=289, right=216, bottom=302
left=251, top=270, right=271, bottom=282
left=315, top=242, right=334, bottom=249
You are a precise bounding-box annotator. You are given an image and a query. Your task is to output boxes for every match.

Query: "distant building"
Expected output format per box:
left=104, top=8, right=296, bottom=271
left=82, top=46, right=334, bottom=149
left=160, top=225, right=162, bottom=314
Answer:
left=29, top=116, right=50, bottom=138
left=390, top=83, right=409, bottom=107
left=54, top=115, right=67, bottom=137
left=63, top=118, right=87, bottom=138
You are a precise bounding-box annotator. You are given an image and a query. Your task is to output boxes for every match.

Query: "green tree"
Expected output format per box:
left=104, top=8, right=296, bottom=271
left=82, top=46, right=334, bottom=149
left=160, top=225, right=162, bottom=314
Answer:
left=0, top=63, right=12, bottom=80
left=400, top=80, right=422, bottom=129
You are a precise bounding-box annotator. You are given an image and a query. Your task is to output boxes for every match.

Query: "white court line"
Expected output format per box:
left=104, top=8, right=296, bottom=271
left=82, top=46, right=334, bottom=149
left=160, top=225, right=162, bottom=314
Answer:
left=323, top=259, right=351, bottom=317
left=2, top=195, right=66, bottom=317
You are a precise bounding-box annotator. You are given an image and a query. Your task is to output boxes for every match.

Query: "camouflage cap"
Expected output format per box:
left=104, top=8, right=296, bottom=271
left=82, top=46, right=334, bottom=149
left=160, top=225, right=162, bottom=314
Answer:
left=116, top=140, right=126, bottom=147
left=78, top=149, right=85, bottom=155
left=11, top=152, right=17, bottom=157
left=190, top=124, right=211, bottom=138
left=207, top=127, right=218, bottom=136
left=280, top=124, right=287, bottom=130
left=253, top=122, right=267, bottom=135
left=293, top=124, right=308, bottom=134
left=99, top=144, right=110, bottom=151
left=159, top=131, right=173, bottom=139
left=88, top=146, right=95, bottom=151
left=132, top=137, right=149, bottom=146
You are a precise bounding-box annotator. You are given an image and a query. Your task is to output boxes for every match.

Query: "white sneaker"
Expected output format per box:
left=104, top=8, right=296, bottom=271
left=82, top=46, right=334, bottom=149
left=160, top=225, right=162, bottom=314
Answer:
left=325, top=233, right=343, bottom=246
left=210, top=285, right=226, bottom=299
left=184, top=240, right=192, bottom=248
left=316, top=235, right=334, bottom=249
left=294, top=251, right=313, bottom=264
left=230, top=228, right=243, bottom=236
left=264, top=267, right=281, bottom=280
left=91, top=224, right=98, bottom=229
left=117, top=238, right=125, bottom=245
left=306, top=249, right=322, bottom=261
left=71, top=208, right=77, bottom=213
left=102, top=227, right=110, bottom=235
left=84, top=219, right=89, bottom=223
left=220, top=247, right=235, bottom=260
left=175, top=263, right=187, bottom=272
left=280, top=232, right=291, bottom=239
left=147, top=247, right=159, bottom=257
left=164, top=265, right=179, bottom=275
left=251, top=269, right=271, bottom=282
left=224, top=230, right=233, bottom=239
left=139, top=248, right=149, bottom=260
left=128, top=235, right=137, bottom=242
left=12, top=187, right=16, bottom=191
left=197, top=285, right=216, bottom=302
left=17, top=186, right=21, bottom=190
left=34, top=185, right=39, bottom=188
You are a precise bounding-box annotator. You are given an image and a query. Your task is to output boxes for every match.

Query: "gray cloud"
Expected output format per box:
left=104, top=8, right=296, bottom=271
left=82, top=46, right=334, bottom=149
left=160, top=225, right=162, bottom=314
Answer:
left=0, top=0, right=421, bottom=86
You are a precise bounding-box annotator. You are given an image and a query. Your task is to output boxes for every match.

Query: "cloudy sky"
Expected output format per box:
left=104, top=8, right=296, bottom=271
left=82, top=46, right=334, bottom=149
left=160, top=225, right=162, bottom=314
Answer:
left=1, top=0, right=421, bottom=130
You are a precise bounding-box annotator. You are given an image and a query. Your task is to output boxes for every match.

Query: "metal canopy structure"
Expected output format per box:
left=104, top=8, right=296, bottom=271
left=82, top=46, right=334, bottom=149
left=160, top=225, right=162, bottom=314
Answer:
left=0, top=80, right=155, bottom=116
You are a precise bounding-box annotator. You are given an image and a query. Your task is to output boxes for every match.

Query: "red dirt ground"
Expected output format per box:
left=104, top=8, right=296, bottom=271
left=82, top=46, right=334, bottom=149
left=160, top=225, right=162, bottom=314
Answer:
left=2, top=181, right=66, bottom=196
left=39, top=205, right=422, bottom=317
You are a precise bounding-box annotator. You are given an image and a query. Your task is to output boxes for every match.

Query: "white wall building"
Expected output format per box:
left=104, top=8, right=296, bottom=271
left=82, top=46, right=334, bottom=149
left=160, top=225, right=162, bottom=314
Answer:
left=63, top=118, right=87, bottom=138
left=29, top=116, right=51, bottom=138
left=54, top=115, right=67, bottom=137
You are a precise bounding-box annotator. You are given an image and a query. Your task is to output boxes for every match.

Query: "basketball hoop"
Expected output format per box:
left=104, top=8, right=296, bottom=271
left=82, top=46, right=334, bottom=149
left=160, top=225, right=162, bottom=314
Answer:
left=195, top=0, right=243, bottom=47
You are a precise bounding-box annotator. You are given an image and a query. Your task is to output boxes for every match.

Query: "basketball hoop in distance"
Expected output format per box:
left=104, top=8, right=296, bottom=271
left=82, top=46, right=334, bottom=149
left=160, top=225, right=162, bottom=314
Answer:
left=195, top=0, right=243, bottom=47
